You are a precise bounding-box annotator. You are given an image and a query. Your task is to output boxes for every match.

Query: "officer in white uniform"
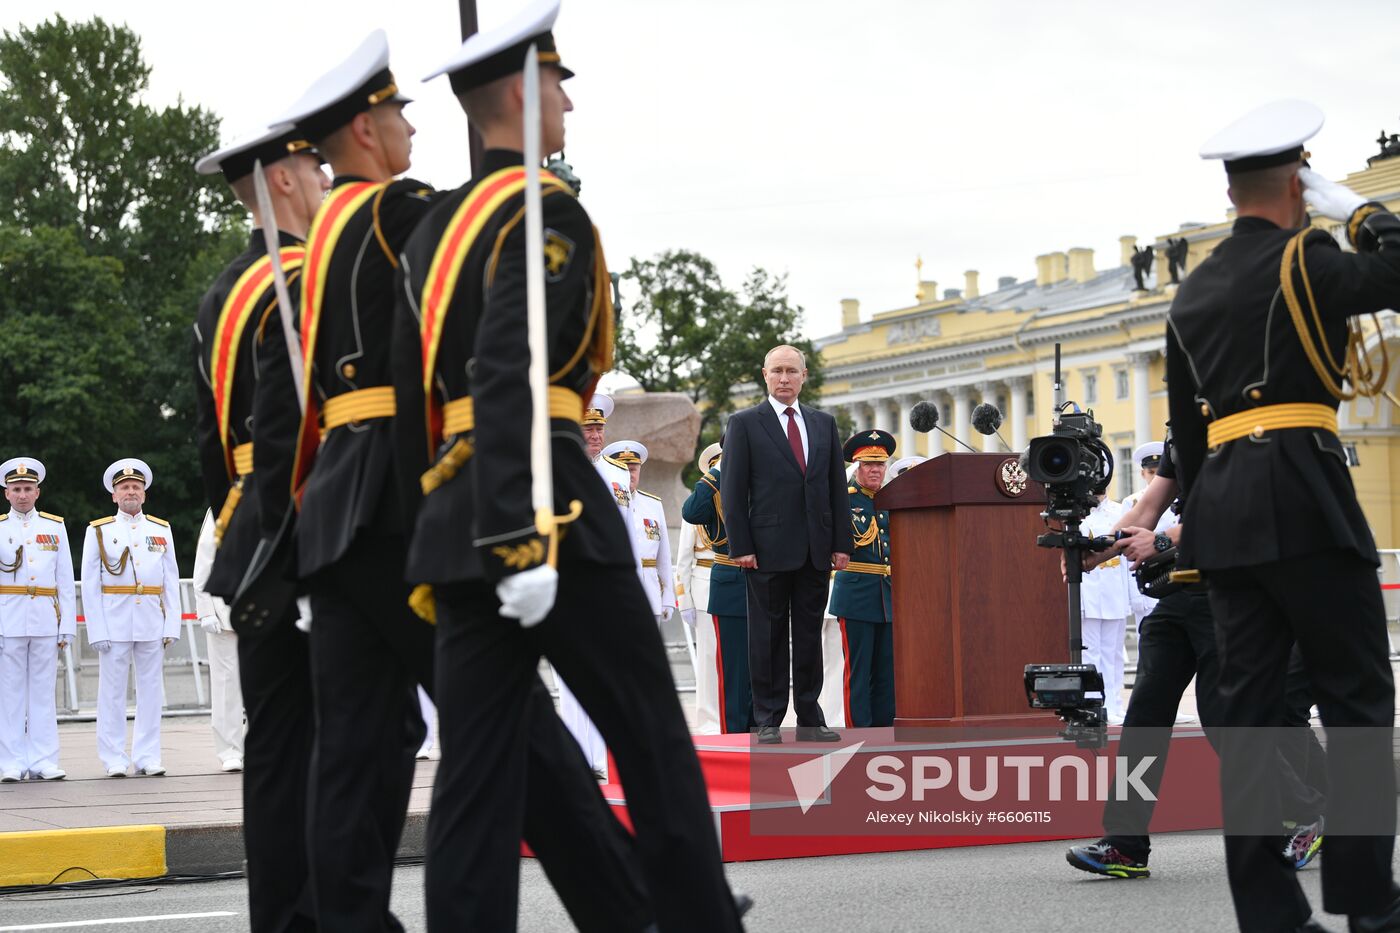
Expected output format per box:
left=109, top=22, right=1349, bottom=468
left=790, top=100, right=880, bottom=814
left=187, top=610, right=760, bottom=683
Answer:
left=1081, top=485, right=1132, bottom=724
left=190, top=510, right=243, bottom=772
left=82, top=459, right=181, bottom=776
left=602, top=441, right=677, bottom=624
left=677, top=443, right=722, bottom=734
left=0, top=458, right=77, bottom=782
left=887, top=455, right=927, bottom=480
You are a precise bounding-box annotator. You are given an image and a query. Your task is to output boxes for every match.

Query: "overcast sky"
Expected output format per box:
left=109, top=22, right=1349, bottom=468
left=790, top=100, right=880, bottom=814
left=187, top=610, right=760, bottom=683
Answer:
left=8, top=1, right=1400, bottom=341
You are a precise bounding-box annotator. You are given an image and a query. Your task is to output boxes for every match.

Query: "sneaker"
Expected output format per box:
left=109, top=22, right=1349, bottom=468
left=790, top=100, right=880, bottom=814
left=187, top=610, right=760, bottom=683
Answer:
left=1283, top=819, right=1323, bottom=870
left=1066, top=841, right=1150, bottom=879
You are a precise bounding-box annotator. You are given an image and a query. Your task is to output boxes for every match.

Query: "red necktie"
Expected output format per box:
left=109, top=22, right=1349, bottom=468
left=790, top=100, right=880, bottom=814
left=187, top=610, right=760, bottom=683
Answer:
left=784, top=407, right=806, bottom=473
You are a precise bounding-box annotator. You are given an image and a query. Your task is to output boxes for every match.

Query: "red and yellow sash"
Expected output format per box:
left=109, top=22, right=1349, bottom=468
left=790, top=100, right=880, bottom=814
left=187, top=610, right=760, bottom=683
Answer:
left=210, top=246, right=305, bottom=480
left=291, top=182, right=385, bottom=496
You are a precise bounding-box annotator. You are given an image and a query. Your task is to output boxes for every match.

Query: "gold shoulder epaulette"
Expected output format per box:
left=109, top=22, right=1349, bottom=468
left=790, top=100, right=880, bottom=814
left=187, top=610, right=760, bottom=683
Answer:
left=147, top=515, right=171, bottom=528
left=39, top=511, right=63, bottom=523
left=0, top=514, right=7, bottom=522
left=848, top=485, right=859, bottom=494
left=603, top=454, right=627, bottom=469
left=90, top=516, right=115, bottom=527
left=637, top=490, right=660, bottom=501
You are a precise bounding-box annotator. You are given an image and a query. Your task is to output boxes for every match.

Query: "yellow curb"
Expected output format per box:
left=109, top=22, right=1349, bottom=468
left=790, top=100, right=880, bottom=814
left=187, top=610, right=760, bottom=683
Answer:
left=0, top=825, right=166, bottom=886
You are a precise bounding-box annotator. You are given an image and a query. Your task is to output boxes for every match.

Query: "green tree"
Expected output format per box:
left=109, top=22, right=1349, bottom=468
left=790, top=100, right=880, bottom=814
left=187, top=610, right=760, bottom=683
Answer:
left=616, top=250, right=825, bottom=485
left=0, top=16, right=240, bottom=568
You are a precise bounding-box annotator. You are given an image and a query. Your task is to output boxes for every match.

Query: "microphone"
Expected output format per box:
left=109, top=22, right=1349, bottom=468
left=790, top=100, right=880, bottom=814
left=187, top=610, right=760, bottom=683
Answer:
left=908, top=400, right=979, bottom=453
left=971, top=403, right=1013, bottom=452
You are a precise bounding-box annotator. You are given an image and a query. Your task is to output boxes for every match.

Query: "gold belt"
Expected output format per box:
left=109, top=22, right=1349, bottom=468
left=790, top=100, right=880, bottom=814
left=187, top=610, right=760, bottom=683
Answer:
left=0, top=585, right=57, bottom=597
left=1206, top=403, right=1338, bottom=447
left=232, top=443, right=254, bottom=477
left=442, top=387, right=585, bottom=436
left=641, top=558, right=657, bottom=567
left=695, top=558, right=714, bottom=568
left=101, top=584, right=163, bottom=596
left=843, top=561, right=891, bottom=576
left=322, top=386, right=396, bottom=431
left=711, top=554, right=738, bottom=567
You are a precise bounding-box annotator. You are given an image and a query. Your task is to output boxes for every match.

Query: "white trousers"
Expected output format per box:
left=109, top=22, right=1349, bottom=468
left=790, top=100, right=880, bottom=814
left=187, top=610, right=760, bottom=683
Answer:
left=1082, top=616, right=1127, bottom=722
left=205, top=629, right=244, bottom=764
left=691, top=613, right=721, bottom=735
left=97, top=640, right=165, bottom=770
left=554, top=666, right=607, bottom=773
left=417, top=685, right=436, bottom=756
left=0, top=636, right=61, bottom=774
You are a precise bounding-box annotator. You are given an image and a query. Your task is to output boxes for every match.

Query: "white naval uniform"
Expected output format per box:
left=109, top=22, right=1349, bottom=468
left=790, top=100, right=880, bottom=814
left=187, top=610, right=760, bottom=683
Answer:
left=0, top=509, right=77, bottom=777
left=1121, top=490, right=1182, bottom=622
left=191, top=512, right=244, bottom=766
left=1081, top=498, right=1132, bottom=723
left=555, top=455, right=643, bottom=775
left=82, top=511, right=181, bottom=772
left=633, top=491, right=676, bottom=620
left=676, top=520, right=720, bottom=734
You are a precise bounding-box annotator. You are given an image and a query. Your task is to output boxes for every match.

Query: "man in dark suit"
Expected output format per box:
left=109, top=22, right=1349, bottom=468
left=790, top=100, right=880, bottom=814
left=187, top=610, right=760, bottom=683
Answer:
left=721, top=345, right=853, bottom=743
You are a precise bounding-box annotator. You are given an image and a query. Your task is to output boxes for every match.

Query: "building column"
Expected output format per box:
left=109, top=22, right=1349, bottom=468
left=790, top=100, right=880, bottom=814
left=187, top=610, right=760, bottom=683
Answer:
left=1130, top=352, right=1153, bottom=447
left=897, top=394, right=917, bottom=460
left=1008, top=377, right=1029, bottom=452
left=875, top=396, right=897, bottom=439
left=952, top=385, right=972, bottom=449
left=924, top=392, right=945, bottom=456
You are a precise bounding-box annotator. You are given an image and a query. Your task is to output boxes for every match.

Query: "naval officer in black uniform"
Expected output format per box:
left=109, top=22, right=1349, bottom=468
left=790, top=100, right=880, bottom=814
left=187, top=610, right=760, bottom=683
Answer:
left=1167, top=100, right=1400, bottom=933
left=192, top=126, right=327, bottom=933
left=393, top=2, right=743, bottom=930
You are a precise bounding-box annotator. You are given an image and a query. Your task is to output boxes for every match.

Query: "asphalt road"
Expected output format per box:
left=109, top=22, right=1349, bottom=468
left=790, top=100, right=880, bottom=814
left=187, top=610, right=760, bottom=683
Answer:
left=1, top=832, right=1389, bottom=932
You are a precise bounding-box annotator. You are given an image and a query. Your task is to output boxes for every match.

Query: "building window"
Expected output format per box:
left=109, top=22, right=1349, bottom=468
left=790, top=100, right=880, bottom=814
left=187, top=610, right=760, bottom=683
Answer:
left=1082, top=371, right=1098, bottom=405
left=1115, top=368, right=1129, bottom=400
left=1118, top=446, right=1134, bottom=500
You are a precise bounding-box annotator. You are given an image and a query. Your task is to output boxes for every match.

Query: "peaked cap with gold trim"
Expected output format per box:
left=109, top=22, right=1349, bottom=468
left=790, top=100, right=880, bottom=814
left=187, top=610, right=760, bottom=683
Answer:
left=278, top=29, right=412, bottom=142
left=843, top=429, right=896, bottom=464
left=424, top=0, right=574, bottom=95
left=0, top=457, right=45, bottom=486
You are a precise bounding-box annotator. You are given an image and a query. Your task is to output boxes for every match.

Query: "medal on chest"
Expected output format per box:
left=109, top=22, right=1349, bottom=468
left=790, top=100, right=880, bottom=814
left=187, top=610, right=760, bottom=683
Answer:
left=643, top=517, right=661, bottom=541
left=35, top=534, right=59, bottom=552
left=611, top=482, right=630, bottom=507
left=146, top=536, right=167, bottom=553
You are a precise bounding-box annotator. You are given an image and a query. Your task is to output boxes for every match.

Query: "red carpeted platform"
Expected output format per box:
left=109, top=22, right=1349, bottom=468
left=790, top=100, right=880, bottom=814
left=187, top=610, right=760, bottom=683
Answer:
left=595, top=728, right=1222, bottom=862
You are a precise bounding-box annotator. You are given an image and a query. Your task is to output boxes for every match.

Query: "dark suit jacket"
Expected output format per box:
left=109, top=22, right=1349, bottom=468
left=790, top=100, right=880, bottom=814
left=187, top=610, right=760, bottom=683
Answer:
left=720, top=400, right=853, bottom=572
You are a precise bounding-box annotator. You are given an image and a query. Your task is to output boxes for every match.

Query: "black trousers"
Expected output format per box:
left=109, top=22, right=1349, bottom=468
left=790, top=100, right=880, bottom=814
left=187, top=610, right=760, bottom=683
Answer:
left=235, top=610, right=317, bottom=933
left=1209, top=550, right=1396, bottom=932
left=426, top=563, right=742, bottom=933
left=746, top=562, right=829, bottom=727
left=306, top=535, right=436, bottom=933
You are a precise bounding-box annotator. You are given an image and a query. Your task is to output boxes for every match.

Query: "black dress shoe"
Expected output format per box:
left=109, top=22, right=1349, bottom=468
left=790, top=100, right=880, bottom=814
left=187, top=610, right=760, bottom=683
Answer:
left=1351, top=884, right=1400, bottom=933
left=1296, top=921, right=1328, bottom=932
left=733, top=889, right=754, bottom=917
left=755, top=725, right=782, bottom=744
left=795, top=725, right=841, bottom=742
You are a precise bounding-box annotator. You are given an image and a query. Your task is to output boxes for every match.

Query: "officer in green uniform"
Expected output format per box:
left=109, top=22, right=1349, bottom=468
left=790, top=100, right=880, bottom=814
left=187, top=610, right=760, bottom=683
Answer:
left=828, top=430, right=895, bottom=728
left=681, top=444, right=752, bottom=735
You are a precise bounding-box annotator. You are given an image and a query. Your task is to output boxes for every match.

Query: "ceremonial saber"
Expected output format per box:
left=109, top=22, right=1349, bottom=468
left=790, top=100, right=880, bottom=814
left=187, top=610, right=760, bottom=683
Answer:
left=523, top=45, right=558, bottom=553
left=252, top=158, right=307, bottom=414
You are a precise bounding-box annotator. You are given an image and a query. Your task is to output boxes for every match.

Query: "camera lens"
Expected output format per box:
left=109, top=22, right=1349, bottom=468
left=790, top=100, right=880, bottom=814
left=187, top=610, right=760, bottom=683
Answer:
left=1035, top=440, right=1076, bottom=482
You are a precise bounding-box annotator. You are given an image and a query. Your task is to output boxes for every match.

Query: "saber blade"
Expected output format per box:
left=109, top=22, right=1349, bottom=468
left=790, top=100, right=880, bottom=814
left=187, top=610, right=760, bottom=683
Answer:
left=252, top=158, right=307, bottom=414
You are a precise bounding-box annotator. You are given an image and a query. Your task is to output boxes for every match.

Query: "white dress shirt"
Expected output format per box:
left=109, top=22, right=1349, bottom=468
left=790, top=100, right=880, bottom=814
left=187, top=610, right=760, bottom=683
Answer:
left=766, top=395, right=809, bottom=463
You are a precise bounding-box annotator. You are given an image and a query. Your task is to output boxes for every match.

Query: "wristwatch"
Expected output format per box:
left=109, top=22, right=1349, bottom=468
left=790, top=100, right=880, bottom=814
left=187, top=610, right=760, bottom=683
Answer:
left=1153, top=533, right=1173, bottom=553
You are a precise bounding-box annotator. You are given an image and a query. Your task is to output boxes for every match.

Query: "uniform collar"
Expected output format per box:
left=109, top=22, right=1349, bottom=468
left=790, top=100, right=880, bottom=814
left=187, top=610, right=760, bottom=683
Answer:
left=482, top=148, right=525, bottom=175
left=332, top=173, right=372, bottom=187
left=117, top=510, right=144, bottom=525
left=8, top=508, right=33, bottom=521
left=1232, top=215, right=1284, bottom=234
left=857, top=485, right=879, bottom=498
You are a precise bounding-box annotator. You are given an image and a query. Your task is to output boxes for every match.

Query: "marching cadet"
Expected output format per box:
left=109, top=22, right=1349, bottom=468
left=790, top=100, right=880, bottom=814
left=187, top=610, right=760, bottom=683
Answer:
left=82, top=459, right=180, bottom=777
left=681, top=442, right=753, bottom=735
left=602, top=440, right=676, bottom=624
left=676, top=441, right=723, bottom=733
left=828, top=431, right=896, bottom=728
left=261, top=30, right=438, bottom=931
left=191, top=125, right=326, bottom=931
left=394, top=2, right=745, bottom=927
left=1167, top=100, right=1400, bottom=931
left=0, top=458, right=76, bottom=782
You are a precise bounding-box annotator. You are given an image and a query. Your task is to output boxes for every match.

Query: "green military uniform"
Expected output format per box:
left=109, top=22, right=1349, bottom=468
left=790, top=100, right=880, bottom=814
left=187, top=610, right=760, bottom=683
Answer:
left=828, top=430, right=895, bottom=728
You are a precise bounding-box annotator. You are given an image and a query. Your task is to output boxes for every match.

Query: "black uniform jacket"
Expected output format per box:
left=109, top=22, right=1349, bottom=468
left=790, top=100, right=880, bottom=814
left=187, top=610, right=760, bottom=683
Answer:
left=393, top=148, right=631, bottom=584
left=255, top=173, right=433, bottom=578
left=193, top=229, right=304, bottom=600
left=1166, top=208, right=1400, bottom=570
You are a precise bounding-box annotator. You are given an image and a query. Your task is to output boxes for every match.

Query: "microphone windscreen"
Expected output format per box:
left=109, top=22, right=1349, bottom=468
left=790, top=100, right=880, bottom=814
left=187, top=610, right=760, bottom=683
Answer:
left=971, top=403, right=1003, bottom=435
left=909, top=401, right=939, bottom=433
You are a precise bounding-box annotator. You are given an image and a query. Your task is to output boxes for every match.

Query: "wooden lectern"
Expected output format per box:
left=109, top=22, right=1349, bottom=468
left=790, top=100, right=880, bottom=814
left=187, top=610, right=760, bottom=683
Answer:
left=874, top=451, right=1066, bottom=730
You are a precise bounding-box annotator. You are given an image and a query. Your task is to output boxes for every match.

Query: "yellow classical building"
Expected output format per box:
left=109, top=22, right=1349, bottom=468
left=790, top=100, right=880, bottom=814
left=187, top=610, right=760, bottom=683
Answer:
left=815, top=143, right=1400, bottom=547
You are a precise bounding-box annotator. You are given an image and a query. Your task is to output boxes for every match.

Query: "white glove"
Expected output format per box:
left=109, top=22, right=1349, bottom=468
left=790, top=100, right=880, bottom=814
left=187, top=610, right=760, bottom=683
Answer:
left=1299, top=167, right=1367, bottom=221
left=93, top=640, right=112, bottom=653
left=199, top=615, right=221, bottom=635
left=496, top=565, right=558, bottom=629
left=681, top=607, right=697, bottom=627
left=295, top=596, right=313, bottom=634
left=660, top=606, right=675, bottom=623
left=162, top=636, right=177, bottom=648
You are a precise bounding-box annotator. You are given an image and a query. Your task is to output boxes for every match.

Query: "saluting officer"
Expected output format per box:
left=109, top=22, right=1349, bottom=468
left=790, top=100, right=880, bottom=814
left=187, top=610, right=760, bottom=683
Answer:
left=681, top=442, right=754, bottom=735
left=677, top=442, right=723, bottom=733
left=82, top=459, right=180, bottom=778
left=261, top=31, right=438, bottom=931
left=0, top=458, right=76, bottom=782
left=393, top=3, right=744, bottom=927
left=828, top=431, right=896, bottom=728
left=1167, top=100, right=1400, bottom=932
left=191, top=125, right=327, bottom=933
left=602, top=440, right=676, bottom=624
